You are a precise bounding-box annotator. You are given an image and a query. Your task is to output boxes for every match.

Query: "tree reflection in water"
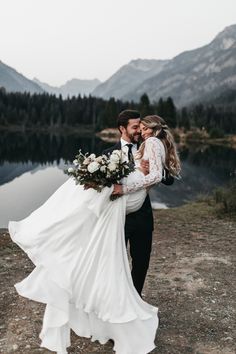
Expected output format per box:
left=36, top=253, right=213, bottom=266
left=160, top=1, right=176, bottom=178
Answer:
left=0, top=131, right=235, bottom=227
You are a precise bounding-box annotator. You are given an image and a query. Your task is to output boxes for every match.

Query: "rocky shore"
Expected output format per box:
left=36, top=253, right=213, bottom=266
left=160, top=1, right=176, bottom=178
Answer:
left=97, top=127, right=236, bottom=148
left=0, top=201, right=235, bottom=354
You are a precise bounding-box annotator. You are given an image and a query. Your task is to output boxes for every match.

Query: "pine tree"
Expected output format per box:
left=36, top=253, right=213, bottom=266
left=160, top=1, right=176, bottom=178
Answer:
left=139, top=93, right=151, bottom=117
left=165, top=97, right=177, bottom=128
left=180, top=107, right=190, bottom=130
left=157, top=98, right=165, bottom=117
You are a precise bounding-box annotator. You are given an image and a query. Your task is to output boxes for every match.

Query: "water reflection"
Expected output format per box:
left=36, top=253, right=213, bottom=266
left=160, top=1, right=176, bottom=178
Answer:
left=180, top=143, right=235, bottom=179
left=0, top=130, right=110, bottom=166
left=0, top=131, right=235, bottom=228
left=0, top=161, right=67, bottom=229
left=150, top=143, right=235, bottom=208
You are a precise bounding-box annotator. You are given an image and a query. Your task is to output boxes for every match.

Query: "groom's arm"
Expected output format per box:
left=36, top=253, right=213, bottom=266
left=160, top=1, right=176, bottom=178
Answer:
left=102, top=148, right=110, bottom=156
left=140, top=159, right=149, bottom=175
left=102, top=146, right=115, bottom=157
left=112, top=159, right=150, bottom=196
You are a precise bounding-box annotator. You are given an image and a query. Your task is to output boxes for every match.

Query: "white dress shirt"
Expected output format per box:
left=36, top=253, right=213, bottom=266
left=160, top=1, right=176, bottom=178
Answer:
left=120, top=138, right=138, bottom=163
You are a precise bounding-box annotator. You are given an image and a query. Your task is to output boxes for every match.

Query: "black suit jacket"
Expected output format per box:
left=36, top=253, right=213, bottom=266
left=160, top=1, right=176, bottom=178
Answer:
left=103, top=142, right=154, bottom=232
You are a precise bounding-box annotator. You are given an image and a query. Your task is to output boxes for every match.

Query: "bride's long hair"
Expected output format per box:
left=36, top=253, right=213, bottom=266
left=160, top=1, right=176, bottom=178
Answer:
left=136, top=115, right=181, bottom=177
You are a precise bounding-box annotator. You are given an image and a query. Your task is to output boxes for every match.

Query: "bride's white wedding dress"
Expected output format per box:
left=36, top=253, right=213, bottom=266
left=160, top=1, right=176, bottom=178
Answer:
left=8, top=137, right=165, bottom=354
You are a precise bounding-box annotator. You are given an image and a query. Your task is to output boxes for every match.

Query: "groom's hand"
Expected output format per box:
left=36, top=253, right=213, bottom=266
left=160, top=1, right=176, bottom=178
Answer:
left=140, top=159, right=149, bottom=175
left=112, top=184, right=123, bottom=195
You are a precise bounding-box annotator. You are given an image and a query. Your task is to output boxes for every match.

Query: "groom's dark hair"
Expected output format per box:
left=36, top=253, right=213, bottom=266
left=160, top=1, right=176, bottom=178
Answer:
left=117, top=109, right=140, bottom=132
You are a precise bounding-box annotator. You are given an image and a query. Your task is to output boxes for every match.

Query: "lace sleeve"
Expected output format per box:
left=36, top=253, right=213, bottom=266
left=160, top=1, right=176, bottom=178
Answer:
left=122, top=137, right=164, bottom=194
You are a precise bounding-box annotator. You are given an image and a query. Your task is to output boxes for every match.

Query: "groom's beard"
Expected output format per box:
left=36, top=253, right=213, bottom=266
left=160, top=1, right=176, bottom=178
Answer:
left=129, top=133, right=142, bottom=144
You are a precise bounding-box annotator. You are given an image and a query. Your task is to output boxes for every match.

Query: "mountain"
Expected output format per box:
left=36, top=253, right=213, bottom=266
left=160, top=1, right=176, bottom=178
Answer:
left=92, top=24, right=236, bottom=107
left=0, top=60, right=100, bottom=98
left=211, top=88, right=236, bottom=106
left=0, top=161, right=39, bottom=186
left=34, top=78, right=101, bottom=98
left=92, top=59, right=169, bottom=99
left=125, top=24, right=236, bottom=106
left=1, top=24, right=236, bottom=105
left=0, top=60, right=44, bottom=94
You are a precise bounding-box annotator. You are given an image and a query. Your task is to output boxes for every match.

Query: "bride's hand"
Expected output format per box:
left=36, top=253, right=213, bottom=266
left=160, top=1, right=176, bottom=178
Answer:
left=112, top=184, right=123, bottom=195
left=140, top=159, right=149, bottom=175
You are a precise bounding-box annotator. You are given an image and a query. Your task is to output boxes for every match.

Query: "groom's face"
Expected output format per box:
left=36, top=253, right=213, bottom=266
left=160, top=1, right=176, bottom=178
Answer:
left=121, top=118, right=141, bottom=143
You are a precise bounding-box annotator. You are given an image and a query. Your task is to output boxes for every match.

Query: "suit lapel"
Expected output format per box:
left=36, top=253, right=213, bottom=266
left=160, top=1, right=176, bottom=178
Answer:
left=110, top=141, right=121, bottom=152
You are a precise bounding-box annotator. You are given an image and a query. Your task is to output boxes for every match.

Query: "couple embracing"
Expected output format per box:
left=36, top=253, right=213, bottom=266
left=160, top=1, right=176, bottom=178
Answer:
left=8, top=109, right=181, bottom=354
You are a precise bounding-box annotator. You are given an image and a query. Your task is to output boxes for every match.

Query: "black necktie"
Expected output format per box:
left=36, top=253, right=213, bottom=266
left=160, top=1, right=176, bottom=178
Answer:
left=126, top=144, right=134, bottom=163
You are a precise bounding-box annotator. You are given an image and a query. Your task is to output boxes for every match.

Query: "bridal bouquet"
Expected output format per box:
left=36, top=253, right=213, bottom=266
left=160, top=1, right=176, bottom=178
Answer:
left=64, top=150, right=135, bottom=199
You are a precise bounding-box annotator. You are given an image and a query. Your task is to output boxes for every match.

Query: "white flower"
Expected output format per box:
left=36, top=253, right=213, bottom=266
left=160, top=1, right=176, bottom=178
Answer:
left=113, top=150, right=121, bottom=157
left=68, top=167, right=74, bottom=173
left=83, top=158, right=90, bottom=165
left=88, top=161, right=100, bottom=173
left=73, top=159, right=79, bottom=166
left=100, top=165, right=106, bottom=173
left=88, top=153, right=96, bottom=160
left=107, top=162, right=117, bottom=172
left=110, top=154, right=120, bottom=163
left=110, top=156, right=119, bottom=163
left=95, top=156, right=103, bottom=163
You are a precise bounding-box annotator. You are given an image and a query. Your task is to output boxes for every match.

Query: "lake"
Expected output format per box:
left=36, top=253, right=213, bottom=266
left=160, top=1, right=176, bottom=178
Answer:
left=0, top=130, right=235, bottom=228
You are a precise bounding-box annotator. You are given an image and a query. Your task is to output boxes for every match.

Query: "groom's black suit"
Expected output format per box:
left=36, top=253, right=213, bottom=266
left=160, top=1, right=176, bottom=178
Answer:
left=103, top=141, right=154, bottom=296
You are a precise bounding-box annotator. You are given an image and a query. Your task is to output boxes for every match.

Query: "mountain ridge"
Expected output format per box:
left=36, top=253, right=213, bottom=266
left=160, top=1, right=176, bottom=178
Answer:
left=1, top=24, right=236, bottom=106
left=0, top=60, right=44, bottom=94
left=92, top=58, right=169, bottom=99
left=93, top=24, right=236, bottom=107
left=34, top=77, right=101, bottom=98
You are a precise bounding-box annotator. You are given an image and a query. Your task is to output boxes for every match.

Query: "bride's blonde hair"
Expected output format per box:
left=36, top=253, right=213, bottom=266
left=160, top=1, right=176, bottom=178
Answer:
left=136, top=115, right=181, bottom=177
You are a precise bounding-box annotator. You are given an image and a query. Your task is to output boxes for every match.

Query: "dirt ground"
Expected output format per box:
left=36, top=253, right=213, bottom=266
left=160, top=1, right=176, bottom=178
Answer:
left=0, top=201, right=235, bottom=354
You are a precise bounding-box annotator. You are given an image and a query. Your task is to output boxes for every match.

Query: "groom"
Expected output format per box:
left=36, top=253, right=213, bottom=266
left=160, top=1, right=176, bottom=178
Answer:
left=103, top=109, right=153, bottom=298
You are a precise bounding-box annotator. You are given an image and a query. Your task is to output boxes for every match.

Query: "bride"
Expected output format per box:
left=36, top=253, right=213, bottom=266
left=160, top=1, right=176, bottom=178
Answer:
left=8, top=114, right=180, bottom=354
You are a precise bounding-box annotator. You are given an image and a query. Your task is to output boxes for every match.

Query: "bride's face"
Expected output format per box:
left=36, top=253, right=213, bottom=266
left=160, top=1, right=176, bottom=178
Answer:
left=140, top=123, right=154, bottom=140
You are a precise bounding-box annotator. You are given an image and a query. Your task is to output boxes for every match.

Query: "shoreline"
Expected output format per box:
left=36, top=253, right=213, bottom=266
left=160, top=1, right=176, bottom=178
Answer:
left=97, top=128, right=236, bottom=147
left=1, top=125, right=236, bottom=148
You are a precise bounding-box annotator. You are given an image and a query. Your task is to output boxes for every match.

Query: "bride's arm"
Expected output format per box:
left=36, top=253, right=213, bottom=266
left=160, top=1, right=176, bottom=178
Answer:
left=122, top=137, right=163, bottom=194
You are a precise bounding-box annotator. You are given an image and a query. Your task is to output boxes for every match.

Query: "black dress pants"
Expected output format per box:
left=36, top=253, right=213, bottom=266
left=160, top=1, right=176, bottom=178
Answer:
left=125, top=222, right=153, bottom=296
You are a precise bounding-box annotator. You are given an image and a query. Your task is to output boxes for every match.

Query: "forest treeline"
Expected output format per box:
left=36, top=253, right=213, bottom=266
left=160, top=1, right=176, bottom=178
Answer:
left=0, top=87, right=235, bottom=134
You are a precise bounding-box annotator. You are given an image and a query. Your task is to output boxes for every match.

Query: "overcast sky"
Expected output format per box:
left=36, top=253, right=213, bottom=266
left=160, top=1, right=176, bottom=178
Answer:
left=0, top=0, right=235, bottom=86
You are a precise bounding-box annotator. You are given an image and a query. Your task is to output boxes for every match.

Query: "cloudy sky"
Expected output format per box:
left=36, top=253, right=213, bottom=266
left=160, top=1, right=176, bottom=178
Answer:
left=0, top=0, right=235, bottom=86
